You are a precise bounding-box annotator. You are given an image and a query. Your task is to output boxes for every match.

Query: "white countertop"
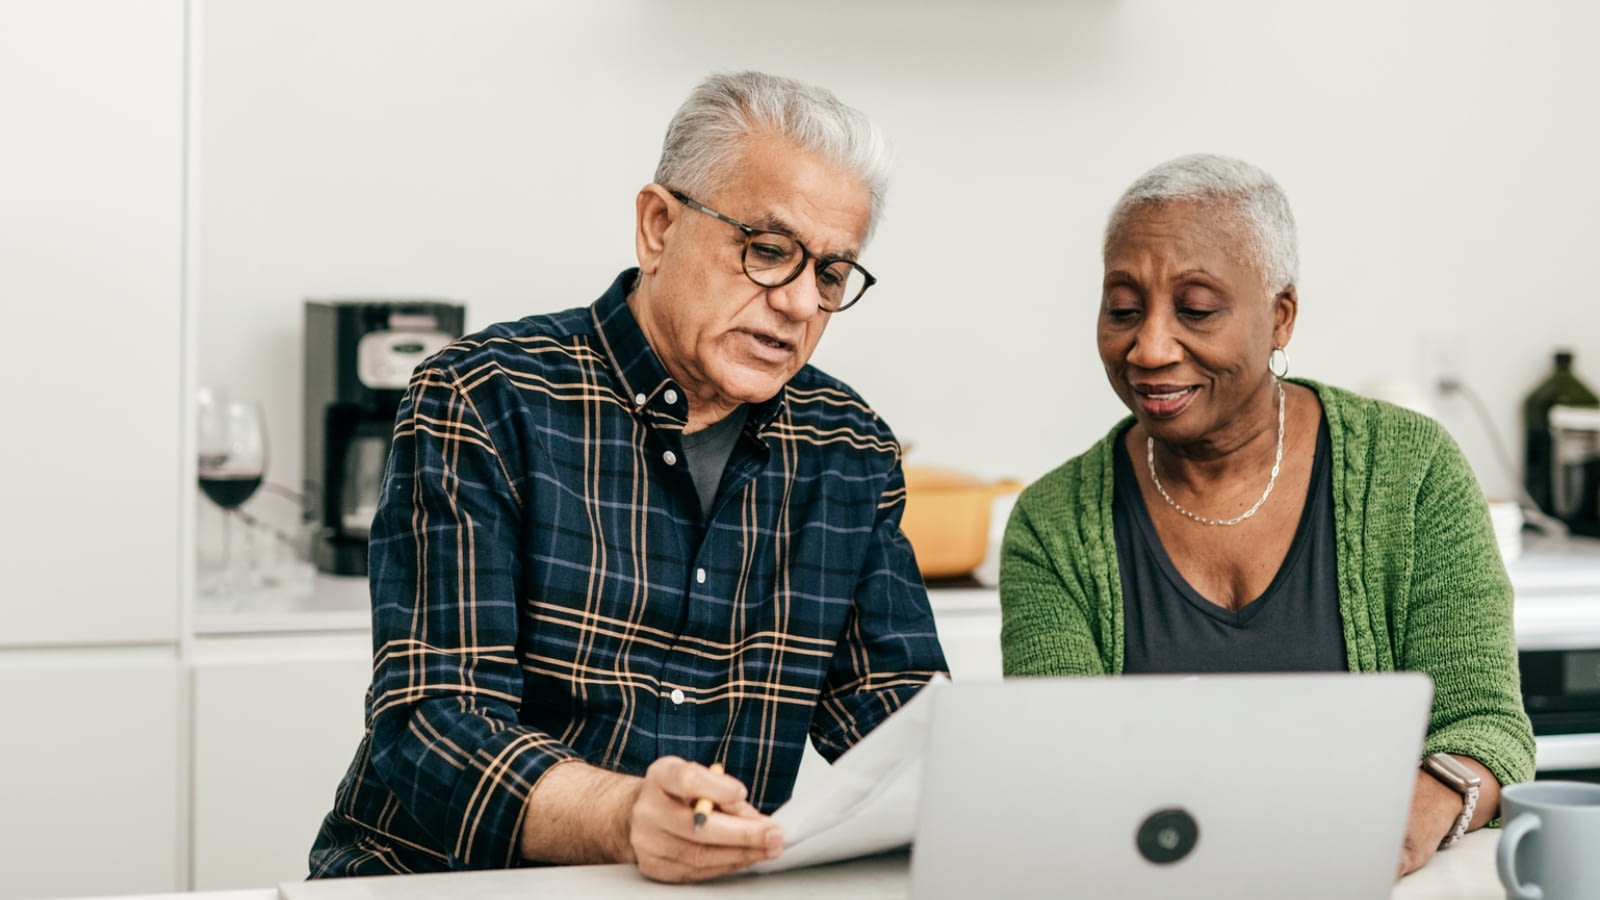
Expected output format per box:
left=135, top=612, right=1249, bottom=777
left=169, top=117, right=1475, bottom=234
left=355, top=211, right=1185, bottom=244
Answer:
left=1391, top=829, right=1503, bottom=900
left=1505, top=533, right=1600, bottom=649
left=81, top=829, right=1504, bottom=900
left=193, top=572, right=370, bottom=636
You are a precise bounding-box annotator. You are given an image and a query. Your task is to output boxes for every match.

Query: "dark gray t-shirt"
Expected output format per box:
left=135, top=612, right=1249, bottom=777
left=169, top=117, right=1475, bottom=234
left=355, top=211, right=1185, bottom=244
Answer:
left=1114, top=417, right=1346, bottom=674
left=682, top=406, right=749, bottom=519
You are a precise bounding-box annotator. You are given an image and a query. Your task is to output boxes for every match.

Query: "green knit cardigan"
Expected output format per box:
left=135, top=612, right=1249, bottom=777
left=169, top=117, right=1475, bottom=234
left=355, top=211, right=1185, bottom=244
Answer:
left=999, top=379, right=1535, bottom=788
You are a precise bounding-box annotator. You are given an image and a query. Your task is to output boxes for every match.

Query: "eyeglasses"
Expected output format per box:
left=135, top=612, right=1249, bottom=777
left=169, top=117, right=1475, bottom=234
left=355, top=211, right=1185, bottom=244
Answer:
left=669, top=190, right=876, bottom=313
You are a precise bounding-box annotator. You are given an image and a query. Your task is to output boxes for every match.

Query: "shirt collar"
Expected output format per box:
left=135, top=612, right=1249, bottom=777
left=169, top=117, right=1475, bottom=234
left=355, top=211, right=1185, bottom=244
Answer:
left=590, top=268, right=787, bottom=431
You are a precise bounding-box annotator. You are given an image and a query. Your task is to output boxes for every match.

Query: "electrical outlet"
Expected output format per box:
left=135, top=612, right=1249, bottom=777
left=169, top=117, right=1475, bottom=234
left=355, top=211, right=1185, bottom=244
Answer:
left=1422, top=331, right=1465, bottom=394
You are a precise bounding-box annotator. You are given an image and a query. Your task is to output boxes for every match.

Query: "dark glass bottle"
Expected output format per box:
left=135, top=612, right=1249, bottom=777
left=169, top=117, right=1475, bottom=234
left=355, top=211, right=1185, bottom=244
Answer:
left=1524, top=350, right=1600, bottom=516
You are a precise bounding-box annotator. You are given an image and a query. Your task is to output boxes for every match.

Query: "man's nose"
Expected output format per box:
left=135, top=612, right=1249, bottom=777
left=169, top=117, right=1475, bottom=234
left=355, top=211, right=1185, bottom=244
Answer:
left=767, top=265, right=825, bottom=320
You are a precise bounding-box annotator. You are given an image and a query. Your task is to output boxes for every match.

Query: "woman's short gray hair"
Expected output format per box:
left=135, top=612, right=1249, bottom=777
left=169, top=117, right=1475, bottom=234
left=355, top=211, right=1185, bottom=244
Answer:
left=654, top=71, right=892, bottom=244
left=1104, top=153, right=1299, bottom=296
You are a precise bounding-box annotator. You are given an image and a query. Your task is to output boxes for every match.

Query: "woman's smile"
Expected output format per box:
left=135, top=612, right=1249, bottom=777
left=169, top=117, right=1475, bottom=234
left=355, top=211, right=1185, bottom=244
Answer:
left=1133, top=383, right=1198, bottom=418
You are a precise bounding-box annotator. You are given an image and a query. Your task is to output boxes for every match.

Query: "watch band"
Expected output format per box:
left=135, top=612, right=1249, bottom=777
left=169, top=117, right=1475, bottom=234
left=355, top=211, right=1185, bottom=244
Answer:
left=1421, top=752, right=1480, bottom=850
left=1440, top=782, right=1477, bottom=849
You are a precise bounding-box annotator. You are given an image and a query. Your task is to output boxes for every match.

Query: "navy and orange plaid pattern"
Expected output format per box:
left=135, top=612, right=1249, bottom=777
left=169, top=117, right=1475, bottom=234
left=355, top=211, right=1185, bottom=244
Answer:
left=309, top=270, right=947, bottom=875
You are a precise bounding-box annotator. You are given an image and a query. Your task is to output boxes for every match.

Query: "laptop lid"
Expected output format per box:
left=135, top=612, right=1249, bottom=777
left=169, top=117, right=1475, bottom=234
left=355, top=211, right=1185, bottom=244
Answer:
left=909, top=672, right=1433, bottom=900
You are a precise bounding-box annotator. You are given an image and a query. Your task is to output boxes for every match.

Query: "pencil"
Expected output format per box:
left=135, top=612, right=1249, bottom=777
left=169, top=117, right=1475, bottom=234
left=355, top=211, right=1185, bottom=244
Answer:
left=692, top=762, right=724, bottom=831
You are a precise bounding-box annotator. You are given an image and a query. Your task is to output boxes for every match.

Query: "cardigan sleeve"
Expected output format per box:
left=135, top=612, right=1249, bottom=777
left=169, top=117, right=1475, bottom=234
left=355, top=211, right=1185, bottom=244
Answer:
left=999, top=451, right=1120, bottom=677
left=1398, top=431, right=1536, bottom=787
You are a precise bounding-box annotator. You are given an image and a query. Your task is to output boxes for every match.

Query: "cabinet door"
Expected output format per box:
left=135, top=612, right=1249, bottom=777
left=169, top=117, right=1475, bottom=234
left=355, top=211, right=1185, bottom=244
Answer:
left=0, top=0, right=185, bottom=645
left=0, top=651, right=183, bottom=900
left=191, top=637, right=372, bottom=890
left=931, top=598, right=1004, bottom=682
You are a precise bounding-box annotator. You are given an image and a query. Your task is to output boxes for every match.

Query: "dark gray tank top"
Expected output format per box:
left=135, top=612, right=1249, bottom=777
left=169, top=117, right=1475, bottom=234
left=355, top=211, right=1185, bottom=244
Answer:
left=1114, top=417, right=1346, bottom=674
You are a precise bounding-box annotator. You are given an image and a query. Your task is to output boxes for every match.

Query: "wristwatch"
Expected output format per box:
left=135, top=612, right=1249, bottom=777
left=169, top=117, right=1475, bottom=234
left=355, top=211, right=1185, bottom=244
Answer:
left=1421, top=752, right=1480, bottom=849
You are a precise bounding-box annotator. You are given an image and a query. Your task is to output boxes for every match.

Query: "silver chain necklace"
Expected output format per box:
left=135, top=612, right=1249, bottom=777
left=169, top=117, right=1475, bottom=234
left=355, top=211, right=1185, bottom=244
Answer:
left=1146, top=379, right=1285, bottom=527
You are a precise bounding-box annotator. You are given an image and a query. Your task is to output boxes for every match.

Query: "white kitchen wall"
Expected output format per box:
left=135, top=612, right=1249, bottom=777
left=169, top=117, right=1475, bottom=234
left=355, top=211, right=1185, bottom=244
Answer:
left=196, top=0, right=1600, bottom=536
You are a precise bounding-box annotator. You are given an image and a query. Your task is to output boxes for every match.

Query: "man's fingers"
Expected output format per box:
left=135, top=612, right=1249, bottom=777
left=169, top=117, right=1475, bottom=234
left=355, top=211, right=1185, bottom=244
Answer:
left=641, top=756, right=763, bottom=839
left=630, top=759, right=784, bottom=883
left=637, top=776, right=778, bottom=846
left=688, top=808, right=783, bottom=851
left=647, top=756, right=748, bottom=808
left=636, top=825, right=783, bottom=883
left=715, top=797, right=765, bottom=820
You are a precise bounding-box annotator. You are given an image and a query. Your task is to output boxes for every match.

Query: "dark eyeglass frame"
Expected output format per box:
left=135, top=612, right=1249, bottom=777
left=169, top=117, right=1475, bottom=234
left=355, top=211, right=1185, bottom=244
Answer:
left=668, top=189, right=876, bottom=312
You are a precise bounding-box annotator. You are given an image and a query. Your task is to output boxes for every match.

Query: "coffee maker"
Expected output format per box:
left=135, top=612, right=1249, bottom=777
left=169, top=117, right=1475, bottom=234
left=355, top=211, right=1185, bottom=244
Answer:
left=1549, top=405, right=1600, bottom=538
left=304, top=299, right=466, bottom=575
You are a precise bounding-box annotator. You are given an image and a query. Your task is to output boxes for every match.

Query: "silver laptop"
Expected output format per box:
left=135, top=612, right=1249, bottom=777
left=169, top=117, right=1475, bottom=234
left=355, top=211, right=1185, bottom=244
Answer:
left=909, top=672, right=1433, bottom=900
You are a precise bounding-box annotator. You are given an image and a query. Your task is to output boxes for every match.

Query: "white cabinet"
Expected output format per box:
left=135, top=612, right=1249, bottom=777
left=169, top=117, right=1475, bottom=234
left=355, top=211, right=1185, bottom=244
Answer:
left=0, top=4, right=188, bottom=896
left=928, top=588, right=1003, bottom=681
left=190, top=634, right=373, bottom=890
left=0, top=651, right=183, bottom=900
left=0, top=0, right=185, bottom=646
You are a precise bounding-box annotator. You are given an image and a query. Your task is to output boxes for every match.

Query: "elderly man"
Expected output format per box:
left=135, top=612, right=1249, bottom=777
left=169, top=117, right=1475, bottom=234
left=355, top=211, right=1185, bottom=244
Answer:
left=308, top=71, right=948, bottom=884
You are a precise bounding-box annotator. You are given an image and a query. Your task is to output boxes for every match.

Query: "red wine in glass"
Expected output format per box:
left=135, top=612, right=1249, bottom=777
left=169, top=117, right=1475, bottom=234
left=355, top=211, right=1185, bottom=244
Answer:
left=199, top=472, right=264, bottom=509
left=196, top=390, right=268, bottom=593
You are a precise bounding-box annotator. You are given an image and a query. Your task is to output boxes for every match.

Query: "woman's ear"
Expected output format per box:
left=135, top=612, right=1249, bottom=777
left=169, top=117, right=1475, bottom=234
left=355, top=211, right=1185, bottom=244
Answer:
left=1272, top=284, right=1299, bottom=348
left=635, top=184, right=676, bottom=275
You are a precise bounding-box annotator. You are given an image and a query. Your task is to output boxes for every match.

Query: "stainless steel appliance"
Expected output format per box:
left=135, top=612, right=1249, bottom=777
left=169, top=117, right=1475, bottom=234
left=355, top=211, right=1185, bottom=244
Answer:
left=1522, top=646, right=1600, bottom=783
left=304, top=299, right=465, bottom=575
left=1510, top=535, right=1600, bottom=784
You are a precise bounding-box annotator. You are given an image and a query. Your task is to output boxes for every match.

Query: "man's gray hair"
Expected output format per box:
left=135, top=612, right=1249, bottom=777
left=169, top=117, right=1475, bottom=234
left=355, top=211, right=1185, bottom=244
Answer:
left=654, top=71, right=891, bottom=244
left=1104, top=153, right=1298, bottom=296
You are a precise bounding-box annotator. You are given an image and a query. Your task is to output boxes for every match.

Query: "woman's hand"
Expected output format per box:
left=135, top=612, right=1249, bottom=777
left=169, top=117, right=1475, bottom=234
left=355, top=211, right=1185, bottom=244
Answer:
left=1397, top=755, right=1500, bottom=878
left=1397, top=768, right=1458, bottom=876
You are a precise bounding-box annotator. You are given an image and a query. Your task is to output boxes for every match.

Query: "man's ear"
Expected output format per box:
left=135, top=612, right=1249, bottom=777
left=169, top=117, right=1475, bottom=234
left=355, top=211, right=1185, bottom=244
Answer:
left=635, top=184, right=676, bottom=275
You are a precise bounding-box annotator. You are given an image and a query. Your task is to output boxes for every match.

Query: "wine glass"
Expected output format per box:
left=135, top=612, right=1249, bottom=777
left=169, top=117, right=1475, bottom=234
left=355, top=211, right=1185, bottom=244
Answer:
left=196, top=387, right=268, bottom=596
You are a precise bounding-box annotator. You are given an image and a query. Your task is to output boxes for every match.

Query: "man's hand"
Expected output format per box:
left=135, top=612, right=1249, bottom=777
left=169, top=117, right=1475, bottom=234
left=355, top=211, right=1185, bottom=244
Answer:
left=519, top=756, right=782, bottom=883
left=628, top=756, right=783, bottom=883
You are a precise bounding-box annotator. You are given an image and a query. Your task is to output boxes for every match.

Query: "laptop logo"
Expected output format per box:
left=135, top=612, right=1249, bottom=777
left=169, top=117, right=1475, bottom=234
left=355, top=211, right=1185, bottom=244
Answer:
left=1136, top=808, right=1199, bottom=864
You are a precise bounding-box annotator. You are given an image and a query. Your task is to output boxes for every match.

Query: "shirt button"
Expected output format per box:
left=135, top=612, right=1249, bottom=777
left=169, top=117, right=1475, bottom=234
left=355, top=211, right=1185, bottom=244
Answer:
left=670, top=688, right=685, bottom=705
left=695, top=568, right=707, bottom=584
left=663, top=450, right=678, bottom=466
left=664, top=388, right=679, bottom=405
left=633, top=392, right=647, bottom=406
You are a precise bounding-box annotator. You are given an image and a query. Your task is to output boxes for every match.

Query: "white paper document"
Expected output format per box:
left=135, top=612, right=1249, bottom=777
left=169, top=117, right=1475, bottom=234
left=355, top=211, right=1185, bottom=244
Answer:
left=747, top=675, right=947, bottom=874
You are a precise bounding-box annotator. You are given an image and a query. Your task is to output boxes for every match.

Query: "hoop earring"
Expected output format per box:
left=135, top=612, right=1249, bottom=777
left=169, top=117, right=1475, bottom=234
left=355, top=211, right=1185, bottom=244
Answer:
left=1268, top=346, right=1290, bottom=379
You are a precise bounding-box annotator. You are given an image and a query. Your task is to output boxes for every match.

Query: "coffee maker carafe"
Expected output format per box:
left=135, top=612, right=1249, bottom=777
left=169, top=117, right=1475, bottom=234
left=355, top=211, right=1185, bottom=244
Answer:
left=304, top=299, right=465, bottom=575
left=1524, top=350, right=1600, bottom=538
left=1549, top=405, right=1600, bottom=537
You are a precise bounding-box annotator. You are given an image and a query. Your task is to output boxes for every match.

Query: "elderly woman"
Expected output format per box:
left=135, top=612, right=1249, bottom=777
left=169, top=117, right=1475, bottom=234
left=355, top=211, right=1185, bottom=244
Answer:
left=999, top=153, right=1534, bottom=877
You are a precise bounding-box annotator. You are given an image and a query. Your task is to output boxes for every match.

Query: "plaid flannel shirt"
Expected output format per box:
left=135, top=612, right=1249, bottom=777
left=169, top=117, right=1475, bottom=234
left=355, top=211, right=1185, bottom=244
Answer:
left=309, top=270, right=948, bottom=875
